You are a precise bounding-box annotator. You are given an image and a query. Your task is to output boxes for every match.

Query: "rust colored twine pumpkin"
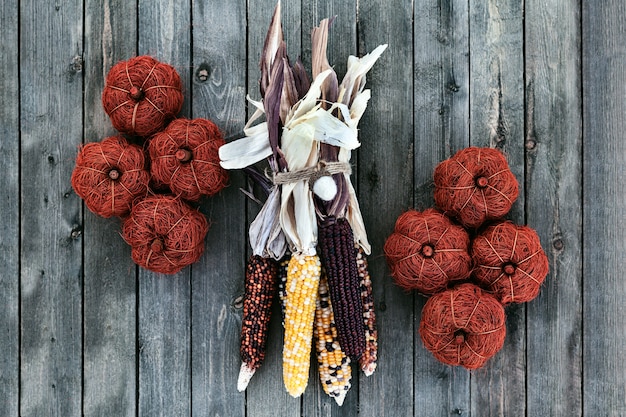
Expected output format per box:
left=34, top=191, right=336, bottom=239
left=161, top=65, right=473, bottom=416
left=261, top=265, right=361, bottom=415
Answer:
left=71, top=135, right=150, bottom=218
left=384, top=209, right=472, bottom=294
left=102, top=55, right=183, bottom=137
left=471, top=221, right=549, bottom=304
left=434, top=147, right=519, bottom=229
left=148, top=118, right=228, bottom=201
left=419, top=283, right=506, bottom=369
left=122, top=195, right=208, bottom=274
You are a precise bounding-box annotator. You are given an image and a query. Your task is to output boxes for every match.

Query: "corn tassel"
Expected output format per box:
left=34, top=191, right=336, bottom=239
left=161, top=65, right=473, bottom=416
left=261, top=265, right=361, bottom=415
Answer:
left=318, top=217, right=366, bottom=360
left=283, top=253, right=321, bottom=397
left=357, top=246, right=378, bottom=376
left=238, top=255, right=279, bottom=391
left=314, top=272, right=352, bottom=405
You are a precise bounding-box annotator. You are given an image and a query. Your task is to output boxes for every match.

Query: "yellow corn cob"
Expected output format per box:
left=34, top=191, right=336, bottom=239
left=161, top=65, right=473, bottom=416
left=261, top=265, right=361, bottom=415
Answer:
left=283, top=253, right=321, bottom=397
left=357, top=246, right=378, bottom=376
left=314, top=272, right=352, bottom=406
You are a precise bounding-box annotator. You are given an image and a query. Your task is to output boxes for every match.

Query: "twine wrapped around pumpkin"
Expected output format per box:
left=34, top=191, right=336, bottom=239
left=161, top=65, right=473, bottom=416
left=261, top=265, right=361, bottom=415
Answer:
left=434, top=147, right=518, bottom=229
left=102, top=55, right=183, bottom=137
left=384, top=209, right=472, bottom=294
left=471, top=221, right=549, bottom=304
left=419, top=283, right=506, bottom=369
left=122, top=195, right=208, bottom=274
left=149, top=118, right=228, bottom=201
left=71, top=135, right=150, bottom=218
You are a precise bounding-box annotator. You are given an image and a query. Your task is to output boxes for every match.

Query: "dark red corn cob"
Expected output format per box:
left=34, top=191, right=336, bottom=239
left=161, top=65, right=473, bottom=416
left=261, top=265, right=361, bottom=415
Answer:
left=240, top=255, right=278, bottom=371
left=317, top=217, right=366, bottom=361
left=357, top=246, right=378, bottom=376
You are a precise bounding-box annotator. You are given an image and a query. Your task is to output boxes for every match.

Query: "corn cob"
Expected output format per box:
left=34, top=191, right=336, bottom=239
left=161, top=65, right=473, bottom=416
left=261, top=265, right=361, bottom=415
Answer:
left=317, top=217, right=366, bottom=361
left=283, top=253, right=321, bottom=397
left=314, top=271, right=352, bottom=406
left=357, top=246, right=378, bottom=376
left=277, top=255, right=290, bottom=325
left=238, top=255, right=278, bottom=391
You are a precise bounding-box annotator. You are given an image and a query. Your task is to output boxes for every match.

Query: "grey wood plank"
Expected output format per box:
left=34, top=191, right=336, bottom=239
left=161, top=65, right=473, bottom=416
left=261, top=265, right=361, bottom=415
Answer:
left=413, top=0, right=471, bottom=415
left=137, top=1, right=192, bottom=416
left=300, top=2, right=360, bottom=415
left=356, top=1, right=414, bottom=416
left=190, top=0, right=247, bottom=415
left=19, top=0, right=84, bottom=416
left=301, top=0, right=356, bottom=82
left=467, top=1, right=526, bottom=415
left=524, top=1, right=582, bottom=415
left=82, top=1, right=138, bottom=416
left=582, top=1, right=626, bottom=415
left=244, top=2, right=302, bottom=416
left=0, top=0, right=19, bottom=416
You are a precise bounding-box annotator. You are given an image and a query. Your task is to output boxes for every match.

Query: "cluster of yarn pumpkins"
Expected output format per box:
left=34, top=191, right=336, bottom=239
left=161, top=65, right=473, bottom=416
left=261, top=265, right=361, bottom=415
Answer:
left=385, top=147, right=549, bottom=369
left=71, top=56, right=228, bottom=274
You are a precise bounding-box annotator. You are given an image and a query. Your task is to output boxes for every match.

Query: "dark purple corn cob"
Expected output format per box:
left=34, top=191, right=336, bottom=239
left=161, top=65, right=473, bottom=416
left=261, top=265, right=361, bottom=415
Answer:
left=317, top=217, right=366, bottom=361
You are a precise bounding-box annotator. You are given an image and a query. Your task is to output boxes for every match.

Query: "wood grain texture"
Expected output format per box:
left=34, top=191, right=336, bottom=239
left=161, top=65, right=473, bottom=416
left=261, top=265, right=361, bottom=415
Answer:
left=8, top=0, right=626, bottom=415
left=413, top=0, right=470, bottom=414
left=137, top=1, right=192, bottom=416
left=19, top=0, right=84, bottom=416
left=244, top=2, right=302, bottom=415
left=582, top=1, right=626, bottom=415
left=190, top=1, right=247, bottom=416
left=525, top=1, right=582, bottom=415
left=356, top=1, right=414, bottom=416
left=82, top=1, right=138, bottom=416
left=468, top=0, right=526, bottom=415
left=0, top=0, right=19, bottom=416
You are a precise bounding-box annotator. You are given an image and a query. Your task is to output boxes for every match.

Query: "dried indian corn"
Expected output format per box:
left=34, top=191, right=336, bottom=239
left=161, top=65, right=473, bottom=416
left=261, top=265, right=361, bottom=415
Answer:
left=283, top=253, right=321, bottom=397
left=357, top=246, right=378, bottom=376
left=277, top=255, right=290, bottom=324
left=317, top=217, right=366, bottom=361
left=238, top=255, right=278, bottom=391
left=314, top=272, right=352, bottom=405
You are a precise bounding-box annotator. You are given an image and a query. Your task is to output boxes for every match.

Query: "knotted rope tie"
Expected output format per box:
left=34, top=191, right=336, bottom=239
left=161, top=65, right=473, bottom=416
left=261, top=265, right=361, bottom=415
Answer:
left=272, top=162, right=352, bottom=188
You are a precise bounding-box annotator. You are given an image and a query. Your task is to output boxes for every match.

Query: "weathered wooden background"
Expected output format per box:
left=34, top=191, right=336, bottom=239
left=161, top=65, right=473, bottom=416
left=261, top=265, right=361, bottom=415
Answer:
left=1, top=0, right=624, bottom=415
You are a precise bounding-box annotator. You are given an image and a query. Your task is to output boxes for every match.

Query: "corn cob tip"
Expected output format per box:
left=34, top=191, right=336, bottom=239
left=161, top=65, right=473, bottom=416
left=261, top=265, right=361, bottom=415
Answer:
left=286, top=384, right=308, bottom=398
left=334, top=390, right=348, bottom=406
left=362, top=362, right=377, bottom=377
left=237, top=362, right=256, bottom=392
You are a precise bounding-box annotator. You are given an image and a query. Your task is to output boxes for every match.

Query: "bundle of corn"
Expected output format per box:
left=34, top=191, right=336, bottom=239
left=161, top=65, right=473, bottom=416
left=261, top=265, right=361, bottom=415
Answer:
left=219, top=1, right=385, bottom=402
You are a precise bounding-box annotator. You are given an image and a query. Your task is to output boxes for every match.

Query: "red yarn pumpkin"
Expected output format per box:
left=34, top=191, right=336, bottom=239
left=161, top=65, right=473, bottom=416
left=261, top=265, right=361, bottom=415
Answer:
left=122, top=195, right=208, bottom=274
left=71, top=135, right=150, bottom=218
left=384, top=209, right=472, bottom=294
left=433, top=147, right=519, bottom=228
left=471, top=221, right=549, bottom=304
left=102, top=55, right=183, bottom=137
left=148, top=118, right=228, bottom=201
left=419, top=283, right=506, bottom=369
